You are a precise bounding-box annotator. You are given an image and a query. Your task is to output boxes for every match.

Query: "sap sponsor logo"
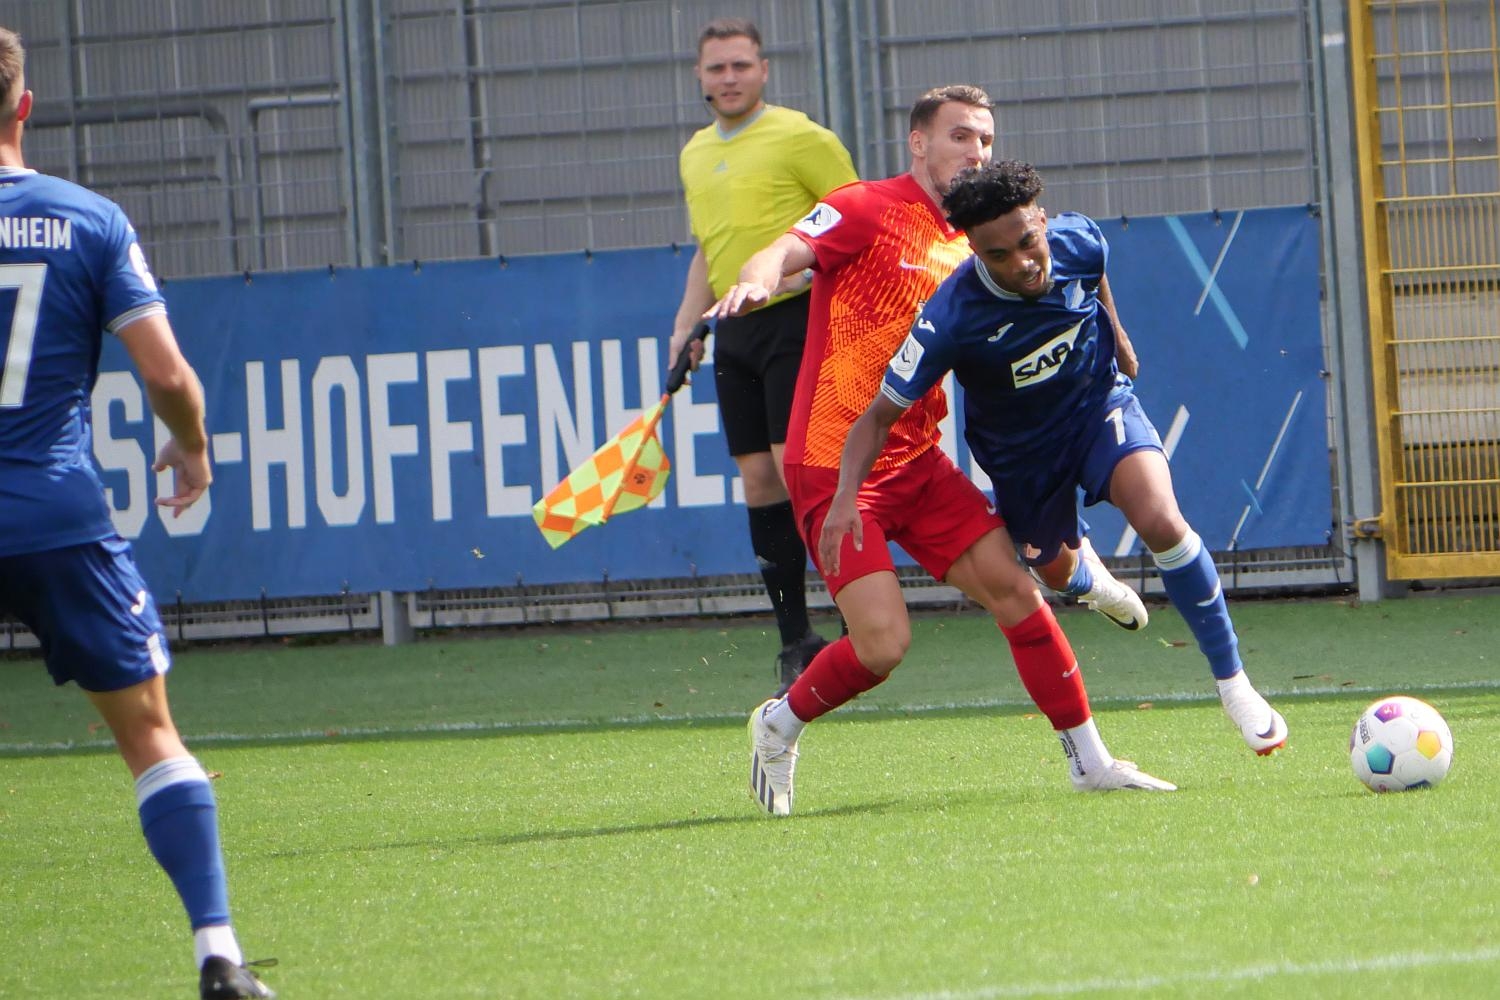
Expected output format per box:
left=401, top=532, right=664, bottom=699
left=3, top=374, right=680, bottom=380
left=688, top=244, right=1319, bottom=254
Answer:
left=1012, top=321, right=1084, bottom=387
left=889, top=332, right=925, bottom=378
left=793, top=202, right=842, bottom=238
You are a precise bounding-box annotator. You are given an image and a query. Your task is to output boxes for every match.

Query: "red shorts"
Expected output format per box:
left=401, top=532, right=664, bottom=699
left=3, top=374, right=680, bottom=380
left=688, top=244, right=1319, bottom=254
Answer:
left=785, top=447, right=1004, bottom=597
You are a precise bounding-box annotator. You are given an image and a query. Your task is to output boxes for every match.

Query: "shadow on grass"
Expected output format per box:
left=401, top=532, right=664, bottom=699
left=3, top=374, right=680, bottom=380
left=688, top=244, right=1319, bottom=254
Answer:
left=256, top=792, right=994, bottom=860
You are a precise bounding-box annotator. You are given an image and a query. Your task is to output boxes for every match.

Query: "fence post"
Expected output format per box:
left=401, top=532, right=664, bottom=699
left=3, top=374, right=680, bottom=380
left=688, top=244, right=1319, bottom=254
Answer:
left=1308, top=0, right=1401, bottom=601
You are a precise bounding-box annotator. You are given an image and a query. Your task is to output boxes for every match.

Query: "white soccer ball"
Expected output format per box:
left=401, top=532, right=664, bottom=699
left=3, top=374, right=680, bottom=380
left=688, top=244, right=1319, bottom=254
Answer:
left=1349, top=695, right=1454, bottom=792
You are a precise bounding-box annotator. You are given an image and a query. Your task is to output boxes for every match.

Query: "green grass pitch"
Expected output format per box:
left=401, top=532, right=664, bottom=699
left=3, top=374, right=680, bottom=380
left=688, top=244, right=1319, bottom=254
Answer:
left=2, top=591, right=1498, bottom=998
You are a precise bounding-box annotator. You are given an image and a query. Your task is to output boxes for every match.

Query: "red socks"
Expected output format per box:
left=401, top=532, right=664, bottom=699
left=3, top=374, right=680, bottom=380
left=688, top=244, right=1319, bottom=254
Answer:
left=783, top=611, right=1086, bottom=731
left=786, top=636, right=885, bottom=722
left=999, top=606, right=1091, bottom=730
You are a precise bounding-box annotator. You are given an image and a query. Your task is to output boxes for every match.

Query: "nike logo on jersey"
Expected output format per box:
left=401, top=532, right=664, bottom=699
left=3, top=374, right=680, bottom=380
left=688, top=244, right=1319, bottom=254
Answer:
left=1065, top=279, right=1085, bottom=309
left=130, top=590, right=147, bottom=615
left=898, top=260, right=928, bottom=271
left=1011, top=320, right=1084, bottom=387
left=793, top=202, right=842, bottom=238
left=1062, top=665, right=1078, bottom=678
left=988, top=322, right=1014, bottom=342
left=713, top=159, right=728, bottom=172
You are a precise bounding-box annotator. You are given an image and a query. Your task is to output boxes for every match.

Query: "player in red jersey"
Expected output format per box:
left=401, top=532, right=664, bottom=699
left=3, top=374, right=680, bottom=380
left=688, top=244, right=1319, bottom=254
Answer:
left=707, top=86, right=1173, bottom=815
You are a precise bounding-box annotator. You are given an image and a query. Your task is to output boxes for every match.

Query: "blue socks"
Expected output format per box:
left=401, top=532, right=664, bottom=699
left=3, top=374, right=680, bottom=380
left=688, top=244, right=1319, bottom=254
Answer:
left=136, top=757, right=231, bottom=930
left=1152, top=531, right=1243, bottom=680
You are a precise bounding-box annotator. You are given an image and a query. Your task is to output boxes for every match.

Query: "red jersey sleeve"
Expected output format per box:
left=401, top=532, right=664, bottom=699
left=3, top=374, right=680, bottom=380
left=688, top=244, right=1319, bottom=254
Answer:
left=788, top=181, right=884, bottom=276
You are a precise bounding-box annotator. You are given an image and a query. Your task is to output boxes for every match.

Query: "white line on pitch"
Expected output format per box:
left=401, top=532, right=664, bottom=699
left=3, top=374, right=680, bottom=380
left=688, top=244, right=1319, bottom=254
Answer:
left=2, top=678, right=1498, bottom=755
left=843, top=945, right=1500, bottom=999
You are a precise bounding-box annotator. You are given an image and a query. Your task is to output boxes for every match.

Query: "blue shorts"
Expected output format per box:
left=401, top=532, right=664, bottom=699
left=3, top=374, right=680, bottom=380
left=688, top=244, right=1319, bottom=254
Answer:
left=992, top=387, right=1163, bottom=566
left=0, top=537, right=172, bottom=692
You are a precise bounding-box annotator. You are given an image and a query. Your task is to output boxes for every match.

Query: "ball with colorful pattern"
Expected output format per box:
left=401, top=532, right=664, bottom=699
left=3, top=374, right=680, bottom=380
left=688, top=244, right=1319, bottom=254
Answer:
left=1350, top=695, right=1453, bottom=793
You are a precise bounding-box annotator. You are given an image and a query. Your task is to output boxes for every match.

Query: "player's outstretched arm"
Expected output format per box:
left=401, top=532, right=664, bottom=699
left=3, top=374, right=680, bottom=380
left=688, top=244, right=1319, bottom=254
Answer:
left=1098, top=273, right=1138, bottom=378
left=705, top=232, right=815, bottom=320
left=819, top=395, right=904, bottom=576
left=118, top=313, right=212, bottom=515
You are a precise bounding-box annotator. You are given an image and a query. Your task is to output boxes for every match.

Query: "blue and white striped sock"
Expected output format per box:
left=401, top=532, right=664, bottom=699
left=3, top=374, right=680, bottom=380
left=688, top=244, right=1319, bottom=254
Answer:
left=1152, top=530, right=1243, bottom=680
left=136, top=756, right=241, bottom=967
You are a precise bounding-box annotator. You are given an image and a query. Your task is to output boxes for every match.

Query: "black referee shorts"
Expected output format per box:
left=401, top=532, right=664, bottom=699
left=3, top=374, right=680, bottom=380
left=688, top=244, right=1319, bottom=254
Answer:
left=712, top=292, right=811, bottom=457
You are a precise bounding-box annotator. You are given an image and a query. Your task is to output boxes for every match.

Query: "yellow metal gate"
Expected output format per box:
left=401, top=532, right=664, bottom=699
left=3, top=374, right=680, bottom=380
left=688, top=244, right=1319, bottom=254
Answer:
left=1349, top=0, right=1500, bottom=578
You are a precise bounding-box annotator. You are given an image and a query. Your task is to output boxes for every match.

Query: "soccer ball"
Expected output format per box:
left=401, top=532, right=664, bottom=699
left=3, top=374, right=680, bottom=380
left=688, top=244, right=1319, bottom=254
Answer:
left=1349, top=695, right=1453, bottom=792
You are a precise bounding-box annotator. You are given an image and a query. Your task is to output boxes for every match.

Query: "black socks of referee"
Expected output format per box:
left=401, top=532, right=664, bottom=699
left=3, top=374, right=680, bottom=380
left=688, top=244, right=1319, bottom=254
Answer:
left=747, top=500, right=814, bottom=648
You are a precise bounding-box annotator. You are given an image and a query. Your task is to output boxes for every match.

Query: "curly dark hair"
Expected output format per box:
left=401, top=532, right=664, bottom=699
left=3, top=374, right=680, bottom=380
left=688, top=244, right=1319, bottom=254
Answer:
left=942, top=160, right=1045, bottom=231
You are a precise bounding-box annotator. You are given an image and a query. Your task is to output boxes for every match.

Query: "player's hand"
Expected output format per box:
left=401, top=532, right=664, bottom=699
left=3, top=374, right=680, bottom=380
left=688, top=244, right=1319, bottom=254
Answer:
left=668, top=328, right=706, bottom=373
left=153, top=439, right=212, bottom=516
left=818, top=491, right=863, bottom=578
left=704, top=281, right=773, bottom=320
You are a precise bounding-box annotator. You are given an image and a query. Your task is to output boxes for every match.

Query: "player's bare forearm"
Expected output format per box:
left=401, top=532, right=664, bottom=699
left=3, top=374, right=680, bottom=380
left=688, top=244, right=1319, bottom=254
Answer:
left=118, top=314, right=208, bottom=451
left=1098, top=274, right=1139, bottom=378
left=819, top=396, right=902, bottom=575
left=118, top=313, right=213, bottom=513
left=706, top=233, right=815, bottom=320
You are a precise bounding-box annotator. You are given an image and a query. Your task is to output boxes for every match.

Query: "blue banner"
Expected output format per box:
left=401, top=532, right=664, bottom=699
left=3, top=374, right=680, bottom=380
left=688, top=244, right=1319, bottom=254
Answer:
left=94, top=206, right=1329, bottom=601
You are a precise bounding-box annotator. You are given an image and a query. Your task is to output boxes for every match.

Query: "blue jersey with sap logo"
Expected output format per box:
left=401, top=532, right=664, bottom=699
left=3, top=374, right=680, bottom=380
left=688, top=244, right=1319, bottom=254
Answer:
left=881, top=211, right=1122, bottom=485
left=0, top=166, right=166, bottom=557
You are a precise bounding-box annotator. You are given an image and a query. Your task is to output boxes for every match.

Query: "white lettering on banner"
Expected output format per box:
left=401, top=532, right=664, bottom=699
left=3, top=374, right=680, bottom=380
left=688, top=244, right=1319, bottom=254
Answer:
left=426, top=349, right=475, bottom=523
left=311, top=356, right=366, bottom=526
left=670, top=374, right=725, bottom=508
left=476, top=345, right=532, bottom=517
left=154, top=414, right=211, bottom=536
left=367, top=352, right=421, bottom=525
left=535, top=342, right=594, bottom=496
left=93, top=371, right=149, bottom=538
left=601, top=337, right=669, bottom=509
left=91, top=336, right=741, bottom=534
left=246, top=359, right=307, bottom=531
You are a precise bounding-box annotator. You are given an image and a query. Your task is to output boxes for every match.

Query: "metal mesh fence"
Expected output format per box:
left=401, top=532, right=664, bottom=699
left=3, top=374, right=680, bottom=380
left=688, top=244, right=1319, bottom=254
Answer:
left=382, top=0, right=823, bottom=261
left=2, top=0, right=1323, bottom=278
left=1356, top=0, right=1500, bottom=576
left=5, top=0, right=349, bottom=278
left=862, top=0, right=1318, bottom=218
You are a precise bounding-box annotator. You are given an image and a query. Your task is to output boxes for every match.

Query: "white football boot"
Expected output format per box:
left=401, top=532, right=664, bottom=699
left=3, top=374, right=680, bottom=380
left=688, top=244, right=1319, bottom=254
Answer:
left=1076, top=538, right=1148, bottom=631
left=1218, top=672, right=1288, bottom=756
left=748, top=698, right=798, bottom=816
left=1071, top=759, right=1178, bottom=792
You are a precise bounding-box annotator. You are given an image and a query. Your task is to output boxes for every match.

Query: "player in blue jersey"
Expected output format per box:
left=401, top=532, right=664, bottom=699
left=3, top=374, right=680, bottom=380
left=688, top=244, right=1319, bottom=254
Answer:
left=0, top=29, right=274, bottom=999
left=823, top=159, right=1287, bottom=756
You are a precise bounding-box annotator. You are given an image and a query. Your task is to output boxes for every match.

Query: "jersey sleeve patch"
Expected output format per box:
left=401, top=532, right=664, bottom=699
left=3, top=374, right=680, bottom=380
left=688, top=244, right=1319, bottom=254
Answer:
left=793, top=202, right=842, bottom=238
left=127, top=240, right=159, bottom=293
left=888, top=331, right=925, bottom=379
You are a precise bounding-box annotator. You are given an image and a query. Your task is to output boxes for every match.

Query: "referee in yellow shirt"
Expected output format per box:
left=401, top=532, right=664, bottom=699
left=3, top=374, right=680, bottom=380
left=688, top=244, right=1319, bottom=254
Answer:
left=668, top=17, right=857, bottom=689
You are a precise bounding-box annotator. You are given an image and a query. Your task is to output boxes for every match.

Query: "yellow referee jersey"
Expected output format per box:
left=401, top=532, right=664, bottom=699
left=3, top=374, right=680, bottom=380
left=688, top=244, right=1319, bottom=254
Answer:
left=679, top=104, right=857, bottom=302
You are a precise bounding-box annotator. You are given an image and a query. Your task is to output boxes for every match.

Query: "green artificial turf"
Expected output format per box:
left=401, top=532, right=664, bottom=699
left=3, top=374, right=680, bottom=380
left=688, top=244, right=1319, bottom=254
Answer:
left=1, top=592, right=1497, bottom=998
